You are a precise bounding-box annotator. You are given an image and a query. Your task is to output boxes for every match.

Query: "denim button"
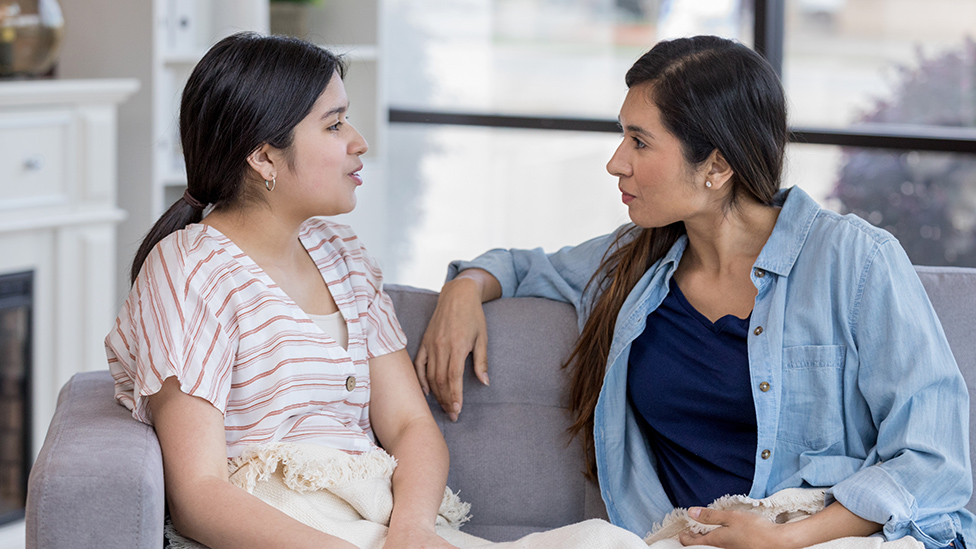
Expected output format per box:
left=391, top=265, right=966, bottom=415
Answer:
left=761, top=449, right=771, bottom=459
left=754, top=326, right=764, bottom=336
left=760, top=381, right=770, bottom=392
left=754, top=268, right=766, bottom=278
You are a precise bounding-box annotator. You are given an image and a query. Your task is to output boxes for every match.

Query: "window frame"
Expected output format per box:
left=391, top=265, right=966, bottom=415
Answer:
left=387, top=0, right=976, bottom=154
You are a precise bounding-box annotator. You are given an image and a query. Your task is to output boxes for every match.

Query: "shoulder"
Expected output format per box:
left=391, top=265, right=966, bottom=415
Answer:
left=779, top=185, right=898, bottom=269
left=805, top=208, right=906, bottom=271
left=811, top=208, right=895, bottom=248
left=137, top=224, right=240, bottom=298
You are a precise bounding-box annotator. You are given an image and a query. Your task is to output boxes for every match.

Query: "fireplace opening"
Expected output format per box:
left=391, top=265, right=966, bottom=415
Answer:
left=0, top=271, right=31, bottom=525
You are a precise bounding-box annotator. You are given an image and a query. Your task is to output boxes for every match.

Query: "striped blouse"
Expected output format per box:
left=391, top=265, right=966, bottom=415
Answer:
left=106, top=218, right=407, bottom=457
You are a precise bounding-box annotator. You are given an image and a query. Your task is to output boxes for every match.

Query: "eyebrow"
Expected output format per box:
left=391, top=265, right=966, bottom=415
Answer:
left=321, top=104, right=348, bottom=120
left=624, top=124, right=653, bottom=139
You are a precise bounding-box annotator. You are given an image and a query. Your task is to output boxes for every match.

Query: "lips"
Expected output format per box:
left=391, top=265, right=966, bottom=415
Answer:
left=620, top=186, right=635, bottom=205
left=349, top=164, right=364, bottom=186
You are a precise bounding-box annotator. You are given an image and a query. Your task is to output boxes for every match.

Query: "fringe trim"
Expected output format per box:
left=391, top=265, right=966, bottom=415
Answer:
left=227, top=442, right=399, bottom=494
left=438, top=487, right=473, bottom=530
left=644, top=487, right=827, bottom=544
left=164, top=517, right=207, bottom=549
left=227, top=442, right=472, bottom=529
left=163, top=442, right=472, bottom=545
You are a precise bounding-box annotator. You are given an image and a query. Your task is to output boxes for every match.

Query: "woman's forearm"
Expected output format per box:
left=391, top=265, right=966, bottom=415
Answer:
left=384, top=416, right=452, bottom=533
left=779, top=502, right=882, bottom=548
left=451, top=268, right=502, bottom=303
left=168, top=477, right=357, bottom=549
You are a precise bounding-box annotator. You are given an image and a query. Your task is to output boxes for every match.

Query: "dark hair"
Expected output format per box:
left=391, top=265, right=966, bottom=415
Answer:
left=129, top=32, right=346, bottom=284
left=564, top=35, right=788, bottom=478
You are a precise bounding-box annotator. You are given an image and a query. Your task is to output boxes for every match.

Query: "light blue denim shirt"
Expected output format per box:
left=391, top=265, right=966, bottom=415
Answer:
left=447, top=186, right=974, bottom=548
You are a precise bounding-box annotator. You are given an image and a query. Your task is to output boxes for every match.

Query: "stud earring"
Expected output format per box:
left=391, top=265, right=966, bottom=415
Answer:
left=705, top=180, right=713, bottom=188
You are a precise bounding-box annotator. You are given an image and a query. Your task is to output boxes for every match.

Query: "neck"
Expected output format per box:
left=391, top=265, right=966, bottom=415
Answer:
left=202, top=200, right=307, bottom=266
left=680, top=197, right=780, bottom=277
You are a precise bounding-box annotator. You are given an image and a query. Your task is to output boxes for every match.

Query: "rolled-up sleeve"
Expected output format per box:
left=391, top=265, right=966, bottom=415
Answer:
left=827, top=239, right=972, bottom=549
left=446, top=225, right=634, bottom=309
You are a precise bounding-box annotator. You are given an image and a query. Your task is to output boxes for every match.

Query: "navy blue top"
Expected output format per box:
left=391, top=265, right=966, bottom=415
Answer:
left=627, top=277, right=757, bottom=508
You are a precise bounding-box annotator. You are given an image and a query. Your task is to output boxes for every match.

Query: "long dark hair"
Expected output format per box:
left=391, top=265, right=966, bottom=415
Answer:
left=564, top=36, right=788, bottom=477
left=129, top=32, right=345, bottom=284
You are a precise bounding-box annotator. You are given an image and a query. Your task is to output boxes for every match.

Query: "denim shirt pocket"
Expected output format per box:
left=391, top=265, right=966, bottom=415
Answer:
left=778, top=345, right=847, bottom=448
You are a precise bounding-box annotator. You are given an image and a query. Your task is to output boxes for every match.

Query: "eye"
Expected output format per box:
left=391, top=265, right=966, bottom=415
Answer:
left=632, top=136, right=646, bottom=149
left=328, top=121, right=343, bottom=132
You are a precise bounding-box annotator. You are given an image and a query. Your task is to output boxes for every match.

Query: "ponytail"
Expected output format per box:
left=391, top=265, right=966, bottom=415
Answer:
left=129, top=198, right=203, bottom=284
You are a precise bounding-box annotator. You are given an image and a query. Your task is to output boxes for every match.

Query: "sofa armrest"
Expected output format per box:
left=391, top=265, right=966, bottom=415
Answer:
left=26, top=370, right=165, bottom=549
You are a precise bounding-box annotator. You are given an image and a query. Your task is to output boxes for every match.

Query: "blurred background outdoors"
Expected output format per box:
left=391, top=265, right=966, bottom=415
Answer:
left=376, top=0, right=976, bottom=289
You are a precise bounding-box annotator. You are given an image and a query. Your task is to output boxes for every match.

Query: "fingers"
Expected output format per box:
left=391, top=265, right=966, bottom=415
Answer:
left=679, top=508, right=725, bottom=547
left=413, top=344, right=430, bottom=396
left=677, top=529, right=704, bottom=547
left=448, top=352, right=465, bottom=422
left=431, top=352, right=464, bottom=422
left=428, top=345, right=455, bottom=418
left=473, top=332, right=489, bottom=386
left=688, top=507, right=728, bottom=526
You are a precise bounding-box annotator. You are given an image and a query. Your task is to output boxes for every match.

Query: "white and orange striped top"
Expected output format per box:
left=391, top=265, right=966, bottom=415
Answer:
left=105, top=218, right=407, bottom=458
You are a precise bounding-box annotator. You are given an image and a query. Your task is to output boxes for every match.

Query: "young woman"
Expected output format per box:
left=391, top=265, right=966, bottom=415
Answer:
left=106, top=33, right=461, bottom=549
left=416, top=36, right=974, bottom=549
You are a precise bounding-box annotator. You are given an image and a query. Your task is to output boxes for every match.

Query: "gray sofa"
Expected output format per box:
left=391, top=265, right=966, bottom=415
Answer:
left=25, top=267, right=976, bottom=547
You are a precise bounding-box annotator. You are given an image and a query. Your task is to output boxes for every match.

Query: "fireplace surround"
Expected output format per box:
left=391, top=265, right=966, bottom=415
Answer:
left=0, top=78, right=136, bottom=546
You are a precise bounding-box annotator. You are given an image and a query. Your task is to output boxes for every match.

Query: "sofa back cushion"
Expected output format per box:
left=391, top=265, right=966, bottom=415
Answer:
left=914, top=266, right=976, bottom=514
left=386, top=284, right=607, bottom=541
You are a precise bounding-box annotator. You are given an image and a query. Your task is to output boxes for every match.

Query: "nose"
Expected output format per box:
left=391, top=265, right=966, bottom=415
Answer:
left=606, top=139, right=630, bottom=177
left=348, top=122, right=369, bottom=156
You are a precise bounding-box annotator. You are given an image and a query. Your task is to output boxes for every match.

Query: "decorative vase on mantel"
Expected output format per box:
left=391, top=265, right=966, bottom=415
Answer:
left=0, top=0, right=64, bottom=78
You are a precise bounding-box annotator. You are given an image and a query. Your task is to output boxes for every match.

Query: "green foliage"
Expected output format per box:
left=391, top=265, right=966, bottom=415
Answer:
left=830, top=37, right=976, bottom=266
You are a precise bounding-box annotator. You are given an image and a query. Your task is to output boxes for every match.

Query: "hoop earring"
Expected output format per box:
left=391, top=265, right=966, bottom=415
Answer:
left=705, top=180, right=713, bottom=188
left=265, top=177, right=276, bottom=192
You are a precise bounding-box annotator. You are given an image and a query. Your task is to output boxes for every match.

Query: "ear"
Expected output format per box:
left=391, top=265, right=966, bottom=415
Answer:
left=246, top=143, right=278, bottom=182
left=705, top=149, right=734, bottom=190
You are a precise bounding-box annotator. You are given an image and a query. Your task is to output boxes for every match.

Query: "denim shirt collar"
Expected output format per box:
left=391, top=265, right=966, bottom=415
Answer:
left=753, top=186, right=822, bottom=277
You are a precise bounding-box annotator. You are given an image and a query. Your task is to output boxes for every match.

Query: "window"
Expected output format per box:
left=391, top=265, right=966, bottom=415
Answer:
left=385, top=0, right=976, bottom=288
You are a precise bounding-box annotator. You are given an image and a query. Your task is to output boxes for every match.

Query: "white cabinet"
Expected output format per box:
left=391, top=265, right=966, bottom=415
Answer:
left=0, top=79, right=137, bottom=549
left=57, top=0, right=268, bottom=301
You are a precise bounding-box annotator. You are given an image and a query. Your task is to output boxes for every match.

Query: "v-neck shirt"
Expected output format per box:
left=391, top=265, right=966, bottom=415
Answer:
left=107, top=218, right=406, bottom=458
left=627, top=277, right=757, bottom=508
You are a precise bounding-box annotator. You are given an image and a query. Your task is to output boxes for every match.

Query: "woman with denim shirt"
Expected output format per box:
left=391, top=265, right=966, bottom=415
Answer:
left=414, top=36, right=975, bottom=549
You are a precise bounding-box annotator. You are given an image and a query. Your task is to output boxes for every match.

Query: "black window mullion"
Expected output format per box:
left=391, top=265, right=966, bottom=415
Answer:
left=753, top=0, right=785, bottom=77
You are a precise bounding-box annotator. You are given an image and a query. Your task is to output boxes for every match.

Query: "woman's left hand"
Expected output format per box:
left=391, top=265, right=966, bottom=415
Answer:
left=383, top=524, right=460, bottom=549
left=678, top=507, right=795, bottom=549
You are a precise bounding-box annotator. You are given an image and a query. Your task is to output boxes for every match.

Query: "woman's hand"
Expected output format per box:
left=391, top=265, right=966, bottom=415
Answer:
left=383, top=524, right=459, bottom=549
left=679, top=502, right=882, bottom=549
left=678, top=507, right=790, bottom=549
left=414, top=269, right=500, bottom=421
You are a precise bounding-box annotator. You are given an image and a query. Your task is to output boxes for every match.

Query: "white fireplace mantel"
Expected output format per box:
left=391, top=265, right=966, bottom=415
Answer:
left=0, top=78, right=138, bottom=547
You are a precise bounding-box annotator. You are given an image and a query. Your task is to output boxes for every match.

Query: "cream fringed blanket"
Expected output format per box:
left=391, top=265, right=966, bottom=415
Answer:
left=165, top=442, right=648, bottom=549
left=642, top=488, right=924, bottom=549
